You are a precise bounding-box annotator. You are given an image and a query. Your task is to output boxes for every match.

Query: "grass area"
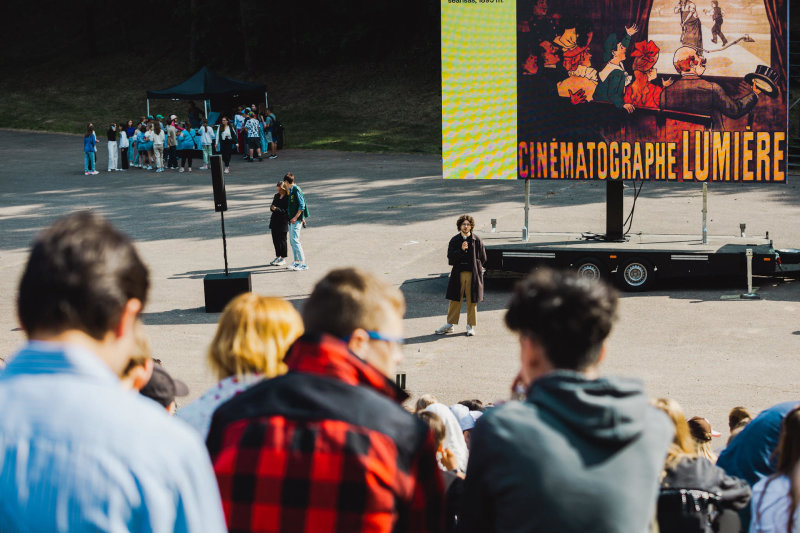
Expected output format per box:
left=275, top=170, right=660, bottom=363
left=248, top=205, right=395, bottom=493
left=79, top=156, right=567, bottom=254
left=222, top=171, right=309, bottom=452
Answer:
left=0, top=52, right=442, bottom=154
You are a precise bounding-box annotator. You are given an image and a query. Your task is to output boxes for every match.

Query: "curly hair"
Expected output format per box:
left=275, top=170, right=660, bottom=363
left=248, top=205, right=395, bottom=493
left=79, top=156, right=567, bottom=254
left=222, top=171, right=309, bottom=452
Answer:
left=456, top=214, right=475, bottom=231
left=505, top=267, right=618, bottom=370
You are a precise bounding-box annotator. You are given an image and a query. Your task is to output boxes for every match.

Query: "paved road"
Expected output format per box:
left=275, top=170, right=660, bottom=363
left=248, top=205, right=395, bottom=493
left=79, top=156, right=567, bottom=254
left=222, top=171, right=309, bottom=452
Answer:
left=1, top=130, right=799, bottom=438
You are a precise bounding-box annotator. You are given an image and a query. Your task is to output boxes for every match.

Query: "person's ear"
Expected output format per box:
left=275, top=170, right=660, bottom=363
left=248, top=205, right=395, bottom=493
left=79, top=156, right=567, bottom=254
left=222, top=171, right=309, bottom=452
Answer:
left=346, top=328, right=370, bottom=358
left=596, top=342, right=607, bottom=365
left=129, top=357, right=155, bottom=392
left=114, top=299, right=142, bottom=340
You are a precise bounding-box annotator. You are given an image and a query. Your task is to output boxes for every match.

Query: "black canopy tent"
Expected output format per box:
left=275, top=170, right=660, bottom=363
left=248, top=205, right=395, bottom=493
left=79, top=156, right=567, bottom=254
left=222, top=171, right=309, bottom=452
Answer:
left=146, top=67, right=267, bottom=119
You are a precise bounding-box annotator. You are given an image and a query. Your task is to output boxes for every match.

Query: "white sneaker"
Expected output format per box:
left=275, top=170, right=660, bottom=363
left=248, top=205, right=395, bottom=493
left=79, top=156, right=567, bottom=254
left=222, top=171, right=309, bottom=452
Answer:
left=435, top=324, right=454, bottom=335
left=287, top=262, right=300, bottom=271
left=199, top=165, right=208, bottom=170
left=275, top=258, right=286, bottom=266
left=295, top=264, right=308, bottom=271
left=466, top=325, right=476, bottom=337
left=268, top=257, right=279, bottom=265
left=179, top=168, right=184, bottom=173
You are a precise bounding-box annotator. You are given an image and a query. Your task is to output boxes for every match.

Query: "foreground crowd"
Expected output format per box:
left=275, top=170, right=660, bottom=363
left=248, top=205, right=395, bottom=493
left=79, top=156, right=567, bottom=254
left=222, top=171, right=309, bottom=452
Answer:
left=1, top=212, right=799, bottom=533
left=81, top=102, right=280, bottom=175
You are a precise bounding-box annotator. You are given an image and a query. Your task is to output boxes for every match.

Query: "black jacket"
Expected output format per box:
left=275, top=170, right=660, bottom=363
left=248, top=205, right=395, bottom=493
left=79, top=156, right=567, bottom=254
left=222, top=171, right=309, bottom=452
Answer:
left=658, top=456, right=751, bottom=533
left=269, top=193, right=289, bottom=232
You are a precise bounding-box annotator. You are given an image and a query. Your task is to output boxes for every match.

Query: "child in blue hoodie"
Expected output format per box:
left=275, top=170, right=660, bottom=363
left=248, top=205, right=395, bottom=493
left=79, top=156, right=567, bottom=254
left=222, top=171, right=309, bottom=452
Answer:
left=83, top=124, right=98, bottom=175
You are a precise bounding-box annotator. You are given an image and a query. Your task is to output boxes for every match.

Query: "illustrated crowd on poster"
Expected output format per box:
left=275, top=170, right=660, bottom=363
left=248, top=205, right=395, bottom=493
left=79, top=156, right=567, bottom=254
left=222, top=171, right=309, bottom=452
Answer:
left=516, top=0, right=787, bottom=181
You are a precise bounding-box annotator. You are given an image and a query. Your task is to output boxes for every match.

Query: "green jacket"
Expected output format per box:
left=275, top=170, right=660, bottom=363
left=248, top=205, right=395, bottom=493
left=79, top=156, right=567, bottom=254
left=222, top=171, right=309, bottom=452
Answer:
left=287, top=185, right=308, bottom=221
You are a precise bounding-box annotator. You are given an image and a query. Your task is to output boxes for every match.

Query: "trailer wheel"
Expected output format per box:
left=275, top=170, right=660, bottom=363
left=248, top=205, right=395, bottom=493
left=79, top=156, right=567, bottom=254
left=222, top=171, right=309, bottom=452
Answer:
left=618, top=259, right=654, bottom=291
left=575, top=259, right=603, bottom=281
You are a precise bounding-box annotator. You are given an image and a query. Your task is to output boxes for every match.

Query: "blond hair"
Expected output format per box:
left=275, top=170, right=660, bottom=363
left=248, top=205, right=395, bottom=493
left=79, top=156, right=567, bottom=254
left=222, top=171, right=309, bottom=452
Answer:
left=122, top=319, right=151, bottom=378
left=208, top=294, right=304, bottom=380
left=653, top=398, right=697, bottom=470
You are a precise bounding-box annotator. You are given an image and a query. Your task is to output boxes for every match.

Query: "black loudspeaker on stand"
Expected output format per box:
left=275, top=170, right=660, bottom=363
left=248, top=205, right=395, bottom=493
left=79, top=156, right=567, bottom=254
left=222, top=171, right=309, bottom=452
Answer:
left=203, top=155, right=251, bottom=312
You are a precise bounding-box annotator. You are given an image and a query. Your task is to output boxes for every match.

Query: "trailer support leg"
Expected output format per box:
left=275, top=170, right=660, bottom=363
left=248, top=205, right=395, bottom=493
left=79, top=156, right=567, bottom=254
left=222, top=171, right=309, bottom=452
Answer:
left=523, top=178, right=530, bottom=242
left=606, top=181, right=624, bottom=241
left=702, top=183, right=708, bottom=244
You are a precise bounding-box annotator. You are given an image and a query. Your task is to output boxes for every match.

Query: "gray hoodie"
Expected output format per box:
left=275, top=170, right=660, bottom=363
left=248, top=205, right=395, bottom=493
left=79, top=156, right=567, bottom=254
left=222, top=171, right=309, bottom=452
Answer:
left=458, top=370, right=673, bottom=533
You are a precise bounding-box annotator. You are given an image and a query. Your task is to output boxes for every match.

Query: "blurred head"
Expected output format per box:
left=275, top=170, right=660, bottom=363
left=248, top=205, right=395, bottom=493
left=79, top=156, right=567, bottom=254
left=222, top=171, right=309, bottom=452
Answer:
left=418, top=411, right=446, bottom=449
left=505, top=268, right=617, bottom=386
left=303, top=268, right=405, bottom=377
left=208, top=294, right=304, bottom=381
left=729, top=406, right=752, bottom=432
left=687, top=416, right=719, bottom=462
left=283, top=172, right=295, bottom=185
left=415, top=393, right=438, bottom=413
left=17, top=212, right=149, bottom=375
left=653, top=398, right=695, bottom=468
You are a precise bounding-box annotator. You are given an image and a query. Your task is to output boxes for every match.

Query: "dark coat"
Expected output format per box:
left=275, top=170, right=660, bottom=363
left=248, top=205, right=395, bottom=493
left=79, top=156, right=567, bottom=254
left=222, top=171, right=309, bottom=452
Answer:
left=445, top=233, right=487, bottom=303
left=660, top=74, right=758, bottom=131
left=269, top=193, right=289, bottom=232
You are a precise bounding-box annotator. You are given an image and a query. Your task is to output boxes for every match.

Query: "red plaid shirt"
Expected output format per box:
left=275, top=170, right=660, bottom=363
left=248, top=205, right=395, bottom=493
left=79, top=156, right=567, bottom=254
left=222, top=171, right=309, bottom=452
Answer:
left=207, top=333, right=445, bottom=533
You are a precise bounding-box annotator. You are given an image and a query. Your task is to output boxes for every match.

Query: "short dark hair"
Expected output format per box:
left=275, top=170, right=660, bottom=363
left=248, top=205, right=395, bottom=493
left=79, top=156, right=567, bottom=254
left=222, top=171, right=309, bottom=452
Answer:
left=283, top=173, right=295, bottom=184
left=459, top=399, right=484, bottom=412
left=456, top=214, right=475, bottom=230
left=17, top=211, right=150, bottom=340
left=505, top=268, right=617, bottom=371
left=302, top=268, right=404, bottom=338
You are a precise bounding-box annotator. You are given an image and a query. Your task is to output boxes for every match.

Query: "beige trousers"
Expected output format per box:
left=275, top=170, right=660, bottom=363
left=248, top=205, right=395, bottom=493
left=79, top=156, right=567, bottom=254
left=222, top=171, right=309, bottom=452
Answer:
left=447, top=271, right=477, bottom=326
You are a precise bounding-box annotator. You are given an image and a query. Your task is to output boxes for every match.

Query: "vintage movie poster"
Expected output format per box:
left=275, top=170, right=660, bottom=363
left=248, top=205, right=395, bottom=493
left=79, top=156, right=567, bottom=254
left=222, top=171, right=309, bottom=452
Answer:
left=441, top=0, right=788, bottom=181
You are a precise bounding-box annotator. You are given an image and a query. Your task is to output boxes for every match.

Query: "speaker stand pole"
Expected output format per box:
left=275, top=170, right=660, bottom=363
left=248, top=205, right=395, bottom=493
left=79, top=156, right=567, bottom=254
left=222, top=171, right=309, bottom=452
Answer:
left=220, top=211, right=229, bottom=276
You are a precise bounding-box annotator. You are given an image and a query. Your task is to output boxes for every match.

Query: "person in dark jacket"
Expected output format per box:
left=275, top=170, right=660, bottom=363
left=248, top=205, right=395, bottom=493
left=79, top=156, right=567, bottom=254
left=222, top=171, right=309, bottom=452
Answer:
left=435, top=215, right=487, bottom=337
left=457, top=268, right=673, bottom=533
left=653, top=398, right=750, bottom=533
left=268, top=181, right=289, bottom=266
left=207, top=268, right=445, bottom=533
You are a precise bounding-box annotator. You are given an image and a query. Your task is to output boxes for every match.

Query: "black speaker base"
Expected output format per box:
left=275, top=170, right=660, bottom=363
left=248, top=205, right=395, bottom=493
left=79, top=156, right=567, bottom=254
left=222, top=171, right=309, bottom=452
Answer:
left=203, top=272, right=252, bottom=313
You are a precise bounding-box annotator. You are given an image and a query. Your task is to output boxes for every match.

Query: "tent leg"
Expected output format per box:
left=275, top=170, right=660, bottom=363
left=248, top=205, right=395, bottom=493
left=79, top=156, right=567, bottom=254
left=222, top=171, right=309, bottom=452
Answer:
left=204, top=100, right=209, bottom=119
left=146, top=99, right=150, bottom=117
left=264, top=91, right=269, bottom=109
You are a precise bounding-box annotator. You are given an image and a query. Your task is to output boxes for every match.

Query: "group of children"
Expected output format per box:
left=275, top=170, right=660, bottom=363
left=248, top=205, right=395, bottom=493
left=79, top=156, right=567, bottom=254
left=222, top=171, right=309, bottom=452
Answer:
left=81, top=104, right=279, bottom=176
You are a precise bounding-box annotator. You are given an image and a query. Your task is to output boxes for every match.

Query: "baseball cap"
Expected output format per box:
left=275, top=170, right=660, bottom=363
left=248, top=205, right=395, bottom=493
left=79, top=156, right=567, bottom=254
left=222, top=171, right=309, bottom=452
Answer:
left=155, top=114, right=164, bottom=120
left=450, top=403, right=475, bottom=432
left=688, top=416, right=721, bottom=442
left=140, top=365, right=189, bottom=408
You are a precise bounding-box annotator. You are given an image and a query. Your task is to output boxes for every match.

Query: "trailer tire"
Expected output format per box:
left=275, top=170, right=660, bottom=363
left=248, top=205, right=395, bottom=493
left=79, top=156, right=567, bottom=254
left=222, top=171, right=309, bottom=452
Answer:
left=618, top=258, right=654, bottom=291
left=574, top=258, right=604, bottom=281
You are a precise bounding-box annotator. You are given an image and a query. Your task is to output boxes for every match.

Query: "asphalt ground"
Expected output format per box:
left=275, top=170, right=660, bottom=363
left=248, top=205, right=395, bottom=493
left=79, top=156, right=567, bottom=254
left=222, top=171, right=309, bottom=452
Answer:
left=1, top=130, right=799, bottom=439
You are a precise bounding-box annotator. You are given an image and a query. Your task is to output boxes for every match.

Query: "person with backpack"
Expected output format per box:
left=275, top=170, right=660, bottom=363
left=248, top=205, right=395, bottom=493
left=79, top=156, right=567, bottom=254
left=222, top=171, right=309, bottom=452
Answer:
left=283, top=172, right=308, bottom=271
left=653, top=398, right=751, bottom=533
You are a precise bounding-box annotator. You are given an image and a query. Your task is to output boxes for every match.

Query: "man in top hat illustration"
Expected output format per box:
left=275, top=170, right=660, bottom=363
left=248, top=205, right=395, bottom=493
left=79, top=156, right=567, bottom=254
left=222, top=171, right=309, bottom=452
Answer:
left=660, top=47, right=762, bottom=130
